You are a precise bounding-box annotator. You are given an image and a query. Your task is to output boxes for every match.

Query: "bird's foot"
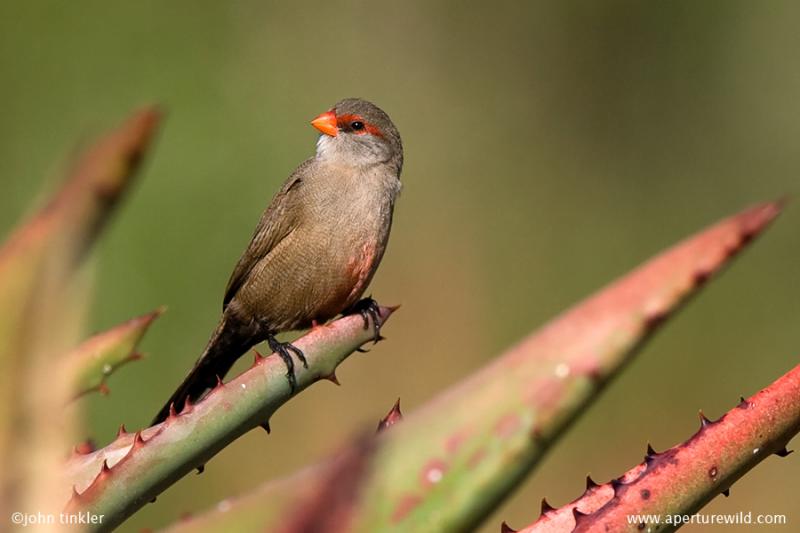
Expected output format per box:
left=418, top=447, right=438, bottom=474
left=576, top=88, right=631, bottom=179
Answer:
left=344, top=296, right=384, bottom=345
left=267, top=335, right=307, bottom=393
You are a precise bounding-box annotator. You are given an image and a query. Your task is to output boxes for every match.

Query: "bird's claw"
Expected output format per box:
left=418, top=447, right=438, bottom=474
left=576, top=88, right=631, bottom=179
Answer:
left=355, top=333, right=386, bottom=353
left=267, top=335, right=307, bottom=393
left=346, top=296, right=383, bottom=344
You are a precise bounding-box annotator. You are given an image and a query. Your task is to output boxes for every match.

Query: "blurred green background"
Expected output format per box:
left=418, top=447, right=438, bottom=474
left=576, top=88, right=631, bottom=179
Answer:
left=1, top=1, right=798, bottom=531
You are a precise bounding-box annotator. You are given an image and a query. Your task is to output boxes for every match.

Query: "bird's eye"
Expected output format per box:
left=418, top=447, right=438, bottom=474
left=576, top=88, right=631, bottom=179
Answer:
left=351, top=121, right=365, bottom=131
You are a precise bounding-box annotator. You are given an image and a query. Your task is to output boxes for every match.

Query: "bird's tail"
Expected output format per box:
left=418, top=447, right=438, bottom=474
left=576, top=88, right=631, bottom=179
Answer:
left=151, top=314, right=256, bottom=425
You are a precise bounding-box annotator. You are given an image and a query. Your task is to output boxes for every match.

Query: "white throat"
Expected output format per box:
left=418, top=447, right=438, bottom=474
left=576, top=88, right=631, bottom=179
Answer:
left=315, top=134, right=336, bottom=160
left=315, top=134, right=390, bottom=167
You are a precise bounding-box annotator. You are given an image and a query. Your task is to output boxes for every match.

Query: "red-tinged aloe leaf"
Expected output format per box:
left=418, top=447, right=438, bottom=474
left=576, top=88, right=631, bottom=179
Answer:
left=345, top=202, right=782, bottom=532
left=148, top=201, right=783, bottom=533
left=61, top=308, right=395, bottom=532
left=0, top=108, right=161, bottom=526
left=0, top=107, right=161, bottom=422
left=509, top=363, right=800, bottom=533
left=0, top=107, right=161, bottom=346
left=68, top=307, right=164, bottom=399
left=160, top=434, right=379, bottom=533
left=205, top=433, right=376, bottom=533
left=277, top=434, right=376, bottom=533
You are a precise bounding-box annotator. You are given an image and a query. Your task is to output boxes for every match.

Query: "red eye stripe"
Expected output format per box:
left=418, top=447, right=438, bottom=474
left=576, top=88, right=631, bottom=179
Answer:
left=336, top=113, right=384, bottom=138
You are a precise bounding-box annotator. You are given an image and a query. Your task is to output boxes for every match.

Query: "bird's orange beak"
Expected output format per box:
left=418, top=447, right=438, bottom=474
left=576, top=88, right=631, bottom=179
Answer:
left=311, top=110, right=338, bottom=137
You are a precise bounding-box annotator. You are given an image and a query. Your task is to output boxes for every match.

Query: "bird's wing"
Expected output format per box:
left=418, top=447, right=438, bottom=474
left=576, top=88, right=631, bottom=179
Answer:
left=222, top=162, right=310, bottom=309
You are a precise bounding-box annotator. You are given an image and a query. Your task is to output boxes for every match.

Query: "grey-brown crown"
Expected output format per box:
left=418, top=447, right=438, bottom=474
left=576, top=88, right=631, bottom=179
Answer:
left=333, top=98, right=403, bottom=172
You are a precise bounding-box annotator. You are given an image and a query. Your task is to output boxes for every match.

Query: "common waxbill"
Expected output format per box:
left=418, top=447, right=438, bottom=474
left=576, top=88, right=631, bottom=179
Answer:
left=152, top=98, right=402, bottom=424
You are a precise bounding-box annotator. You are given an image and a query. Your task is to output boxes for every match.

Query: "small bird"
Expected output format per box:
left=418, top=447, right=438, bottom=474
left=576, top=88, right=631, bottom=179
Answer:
left=152, top=98, right=403, bottom=424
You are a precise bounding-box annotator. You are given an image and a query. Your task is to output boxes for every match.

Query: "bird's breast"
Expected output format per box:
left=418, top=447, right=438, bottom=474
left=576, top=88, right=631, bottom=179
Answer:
left=244, top=163, right=398, bottom=331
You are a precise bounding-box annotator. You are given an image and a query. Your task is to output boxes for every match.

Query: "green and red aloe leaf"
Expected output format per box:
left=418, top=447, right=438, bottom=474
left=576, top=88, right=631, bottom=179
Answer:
left=160, top=400, right=401, bottom=533
left=351, top=201, right=782, bottom=532
left=276, top=433, right=379, bottom=533
left=68, top=307, right=164, bottom=399
left=507, top=363, right=800, bottom=533
left=0, top=108, right=161, bottom=526
left=62, top=307, right=396, bottom=532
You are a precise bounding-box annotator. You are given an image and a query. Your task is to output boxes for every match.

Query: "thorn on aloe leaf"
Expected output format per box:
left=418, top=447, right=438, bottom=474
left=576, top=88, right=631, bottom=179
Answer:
left=645, top=443, right=659, bottom=464
left=500, top=522, right=517, bottom=533
left=326, top=372, right=341, bottom=386
left=775, top=447, right=793, bottom=457
left=692, top=268, right=712, bottom=287
left=74, top=439, right=96, bottom=455
left=116, top=424, right=128, bottom=438
left=260, top=421, right=271, bottom=434
left=737, top=396, right=751, bottom=409
left=133, top=431, right=146, bottom=449
left=196, top=464, right=205, bottom=475
left=377, top=398, right=403, bottom=432
left=540, top=497, right=555, bottom=515
left=572, top=507, right=590, bottom=522
left=99, top=383, right=111, bottom=395
left=643, top=309, right=668, bottom=330
left=722, top=488, right=731, bottom=497
left=585, top=475, right=599, bottom=490
left=214, top=375, right=223, bottom=389
left=89, top=460, right=110, bottom=487
left=698, top=410, right=714, bottom=428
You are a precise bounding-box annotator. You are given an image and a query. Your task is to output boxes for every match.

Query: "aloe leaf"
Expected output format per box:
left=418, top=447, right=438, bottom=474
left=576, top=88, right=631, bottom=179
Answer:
left=0, top=106, right=161, bottom=363
left=69, top=308, right=164, bottom=399
left=276, top=434, right=378, bottom=533
left=353, top=202, right=781, bottom=532
left=62, top=307, right=396, bottom=532
left=163, top=201, right=781, bottom=533
left=0, top=107, right=161, bottom=430
left=0, top=108, right=161, bottom=525
left=508, top=363, right=800, bottom=533
left=161, top=400, right=403, bottom=533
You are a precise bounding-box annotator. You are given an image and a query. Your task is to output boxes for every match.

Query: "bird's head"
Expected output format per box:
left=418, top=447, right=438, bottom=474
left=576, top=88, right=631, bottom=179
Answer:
left=311, top=98, right=402, bottom=172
